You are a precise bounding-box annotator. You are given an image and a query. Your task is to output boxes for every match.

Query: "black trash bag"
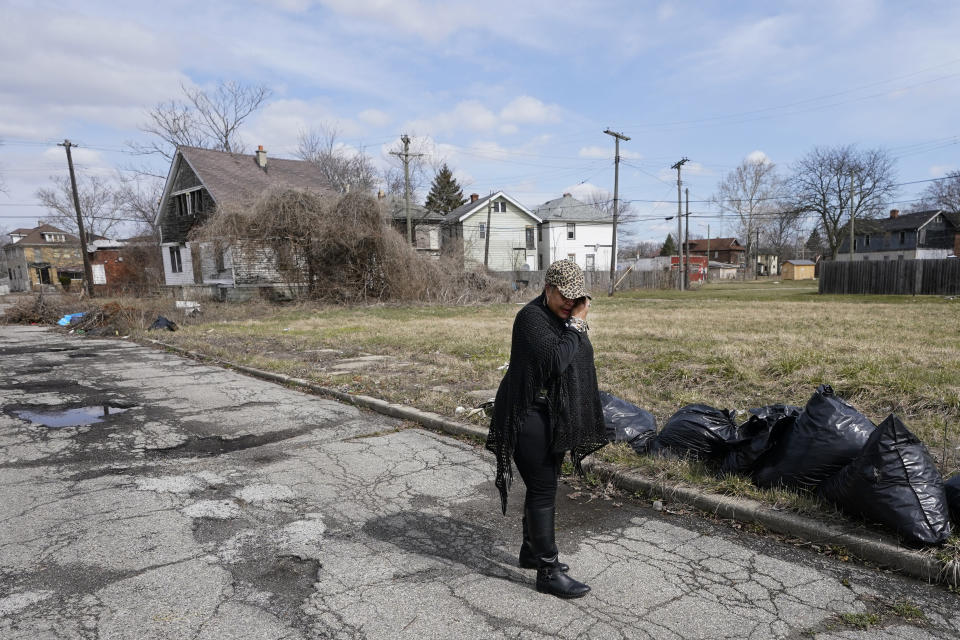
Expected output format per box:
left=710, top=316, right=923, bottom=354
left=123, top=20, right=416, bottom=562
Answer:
left=148, top=315, right=178, bottom=332
left=753, top=385, right=875, bottom=491
left=650, top=404, right=737, bottom=461
left=599, top=391, right=657, bottom=454
left=720, top=405, right=801, bottom=475
left=945, top=475, right=960, bottom=526
left=820, top=414, right=951, bottom=546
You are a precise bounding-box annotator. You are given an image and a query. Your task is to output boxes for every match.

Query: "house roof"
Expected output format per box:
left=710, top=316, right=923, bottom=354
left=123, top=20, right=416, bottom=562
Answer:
left=851, top=209, right=952, bottom=234
left=176, top=146, right=333, bottom=209
left=2, top=224, right=79, bottom=248
left=441, top=191, right=541, bottom=225
left=382, top=195, right=444, bottom=223
left=533, top=194, right=612, bottom=223
left=685, top=237, right=744, bottom=252
left=784, top=259, right=816, bottom=265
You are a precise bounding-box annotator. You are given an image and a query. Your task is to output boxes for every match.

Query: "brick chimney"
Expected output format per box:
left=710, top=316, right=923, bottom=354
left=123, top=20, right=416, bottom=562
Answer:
left=470, top=193, right=479, bottom=202
left=256, top=145, right=267, bottom=169
left=889, top=209, right=900, bottom=219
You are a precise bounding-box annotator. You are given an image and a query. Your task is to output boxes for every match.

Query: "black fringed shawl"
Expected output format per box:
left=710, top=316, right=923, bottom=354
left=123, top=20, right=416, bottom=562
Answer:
left=486, top=293, right=608, bottom=514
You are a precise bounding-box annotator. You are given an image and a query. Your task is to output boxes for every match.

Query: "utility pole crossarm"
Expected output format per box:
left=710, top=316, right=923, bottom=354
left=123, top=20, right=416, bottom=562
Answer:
left=603, top=128, right=631, bottom=296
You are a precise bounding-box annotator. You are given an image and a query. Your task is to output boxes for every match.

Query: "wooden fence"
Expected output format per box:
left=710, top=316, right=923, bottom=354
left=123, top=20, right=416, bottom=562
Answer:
left=492, top=268, right=676, bottom=293
left=818, top=258, right=960, bottom=295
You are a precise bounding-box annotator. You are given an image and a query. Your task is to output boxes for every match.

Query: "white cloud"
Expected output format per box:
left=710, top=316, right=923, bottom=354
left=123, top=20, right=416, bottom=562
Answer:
left=745, top=150, right=771, bottom=164
left=567, top=182, right=609, bottom=201
left=241, top=99, right=365, bottom=156
left=500, top=96, right=562, bottom=124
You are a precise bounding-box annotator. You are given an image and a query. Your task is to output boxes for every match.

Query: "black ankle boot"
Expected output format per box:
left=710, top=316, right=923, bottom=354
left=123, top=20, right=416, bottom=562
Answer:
left=526, top=506, right=590, bottom=599
left=519, top=516, right=568, bottom=571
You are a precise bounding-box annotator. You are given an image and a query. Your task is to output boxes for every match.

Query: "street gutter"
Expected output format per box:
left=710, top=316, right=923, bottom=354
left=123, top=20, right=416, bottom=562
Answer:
left=146, top=337, right=956, bottom=589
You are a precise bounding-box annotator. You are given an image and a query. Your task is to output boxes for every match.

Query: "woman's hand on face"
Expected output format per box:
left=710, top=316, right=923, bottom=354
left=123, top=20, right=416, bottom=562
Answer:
left=571, top=297, right=589, bottom=319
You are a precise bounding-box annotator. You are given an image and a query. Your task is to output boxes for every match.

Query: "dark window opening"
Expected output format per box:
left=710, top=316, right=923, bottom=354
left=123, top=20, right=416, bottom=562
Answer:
left=493, top=201, right=506, bottom=213
left=567, top=223, right=575, bottom=240
left=899, top=231, right=906, bottom=244
left=525, top=227, right=535, bottom=250
left=169, top=246, right=183, bottom=273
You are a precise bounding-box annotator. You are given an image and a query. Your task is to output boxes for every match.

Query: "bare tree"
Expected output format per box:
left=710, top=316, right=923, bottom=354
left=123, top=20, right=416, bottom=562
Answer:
left=788, top=145, right=898, bottom=258
left=132, top=81, right=271, bottom=161
left=714, top=157, right=785, bottom=275
left=296, top=126, right=378, bottom=194
left=36, top=174, right=122, bottom=238
left=910, top=170, right=960, bottom=214
left=116, top=173, right=164, bottom=238
left=762, top=206, right=804, bottom=266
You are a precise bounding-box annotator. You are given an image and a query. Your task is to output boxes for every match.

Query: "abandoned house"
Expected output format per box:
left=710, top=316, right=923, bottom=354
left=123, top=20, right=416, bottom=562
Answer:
left=155, top=145, right=331, bottom=299
left=1, top=224, right=84, bottom=292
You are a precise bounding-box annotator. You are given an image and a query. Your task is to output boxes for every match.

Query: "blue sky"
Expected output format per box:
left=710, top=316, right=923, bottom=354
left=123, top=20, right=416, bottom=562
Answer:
left=1, top=0, right=959, bottom=243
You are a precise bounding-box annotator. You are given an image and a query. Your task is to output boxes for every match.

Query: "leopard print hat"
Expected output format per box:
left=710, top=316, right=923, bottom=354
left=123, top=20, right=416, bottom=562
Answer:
left=544, top=258, right=590, bottom=300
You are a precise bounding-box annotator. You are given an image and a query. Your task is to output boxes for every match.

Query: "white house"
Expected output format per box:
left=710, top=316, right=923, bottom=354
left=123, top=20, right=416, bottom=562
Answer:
left=532, top=193, right=614, bottom=272
left=441, top=192, right=542, bottom=271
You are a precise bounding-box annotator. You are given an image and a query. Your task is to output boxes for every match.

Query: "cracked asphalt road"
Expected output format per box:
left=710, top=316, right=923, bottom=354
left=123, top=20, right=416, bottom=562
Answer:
left=1, top=325, right=957, bottom=639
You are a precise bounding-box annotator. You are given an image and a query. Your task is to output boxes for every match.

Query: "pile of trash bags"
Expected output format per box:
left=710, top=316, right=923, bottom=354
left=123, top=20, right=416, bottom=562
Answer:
left=602, top=384, right=956, bottom=546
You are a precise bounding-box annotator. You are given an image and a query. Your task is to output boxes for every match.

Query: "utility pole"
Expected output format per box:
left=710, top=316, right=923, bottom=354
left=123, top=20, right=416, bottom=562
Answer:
left=483, top=191, right=493, bottom=269
left=848, top=171, right=856, bottom=263
left=756, top=227, right=761, bottom=278
left=671, top=157, right=689, bottom=290
left=604, top=128, right=630, bottom=296
left=389, top=135, right=423, bottom=246
left=684, top=188, right=691, bottom=288
left=59, top=139, right=95, bottom=297
left=706, top=224, right=711, bottom=284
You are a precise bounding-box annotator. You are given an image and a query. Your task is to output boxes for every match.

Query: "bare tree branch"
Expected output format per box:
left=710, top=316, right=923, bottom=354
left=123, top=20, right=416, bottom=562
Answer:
left=296, top=125, right=378, bottom=194
left=36, top=174, right=122, bottom=238
left=787, top=145, right=898, bottom=258
left=130, top=81, right=271, bottom=160
left=910, top=170, right=960, bottom=214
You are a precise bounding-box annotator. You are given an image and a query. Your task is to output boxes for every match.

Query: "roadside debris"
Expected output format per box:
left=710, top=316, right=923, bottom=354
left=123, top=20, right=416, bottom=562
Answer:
left=148, top=316, right=178, bottom=331
left=600, top=391, right=657, bottom=454
left=820, top=414, right=951, bottom=546
left=57, top=312, right=85, bottom=326
left=601, top=384, right=953, bottom=547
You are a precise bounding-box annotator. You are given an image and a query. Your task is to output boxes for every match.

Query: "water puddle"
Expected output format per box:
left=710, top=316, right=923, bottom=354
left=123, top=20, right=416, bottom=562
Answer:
left=15, top=405, right=134, bottom=428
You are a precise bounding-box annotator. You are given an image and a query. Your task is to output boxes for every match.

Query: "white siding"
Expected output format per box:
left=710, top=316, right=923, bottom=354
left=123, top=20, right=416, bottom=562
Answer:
left=161, top=243, right=196, bottom=286
left=540, top=221, right=614, bottom=271
left=462, top=198, right=537, bottom=270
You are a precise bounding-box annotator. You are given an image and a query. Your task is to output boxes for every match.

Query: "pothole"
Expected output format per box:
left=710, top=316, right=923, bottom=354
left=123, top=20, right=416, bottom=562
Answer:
left=14, top=404, right=135, bottom=428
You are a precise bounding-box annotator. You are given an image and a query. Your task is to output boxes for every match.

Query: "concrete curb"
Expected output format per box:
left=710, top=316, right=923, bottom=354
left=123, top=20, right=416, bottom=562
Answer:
left=145, top=338, right=954, bottom=587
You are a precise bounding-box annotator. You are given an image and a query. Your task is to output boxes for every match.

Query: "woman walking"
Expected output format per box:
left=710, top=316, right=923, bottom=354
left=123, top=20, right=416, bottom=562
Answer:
left=487, top=258, right=608, bottom=599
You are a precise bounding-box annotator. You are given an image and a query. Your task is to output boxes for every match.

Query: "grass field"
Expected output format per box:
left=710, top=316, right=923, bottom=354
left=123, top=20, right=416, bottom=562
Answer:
left=153, top=278, right=960, bottom=485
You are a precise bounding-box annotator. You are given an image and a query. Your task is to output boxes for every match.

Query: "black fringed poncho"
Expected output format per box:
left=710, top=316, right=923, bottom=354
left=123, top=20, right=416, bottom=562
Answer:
left=486, top=293, right=608, bottom=514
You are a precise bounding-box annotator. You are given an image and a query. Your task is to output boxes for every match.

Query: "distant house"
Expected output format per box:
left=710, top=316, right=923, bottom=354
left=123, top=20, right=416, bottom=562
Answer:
left=441, top=192, right=542, bottom=271
left=532, top=193, right=613, bottom=272
left=782, top=259, right=816, bottom=280
left=384, top=195, right=445, bottom=258
left=708, top=261, right=740, bottom=281
left=1, top=224, right=83, bottom=292
left=835, top=209, right=959, bottom=261
left=154, top=145, right=332, bottom=298
left=757, top=252, right=779, bottom=276
left=684, top=238, right=746, bottom=266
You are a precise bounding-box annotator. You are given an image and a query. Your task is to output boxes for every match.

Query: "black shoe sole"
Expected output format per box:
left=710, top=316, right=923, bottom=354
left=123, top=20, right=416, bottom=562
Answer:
left=536, top=585, right=590, bottom=599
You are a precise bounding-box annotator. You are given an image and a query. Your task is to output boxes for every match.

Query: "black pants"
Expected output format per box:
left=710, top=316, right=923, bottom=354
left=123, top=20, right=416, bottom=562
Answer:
left=513, top=405, right=560, bottom=511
